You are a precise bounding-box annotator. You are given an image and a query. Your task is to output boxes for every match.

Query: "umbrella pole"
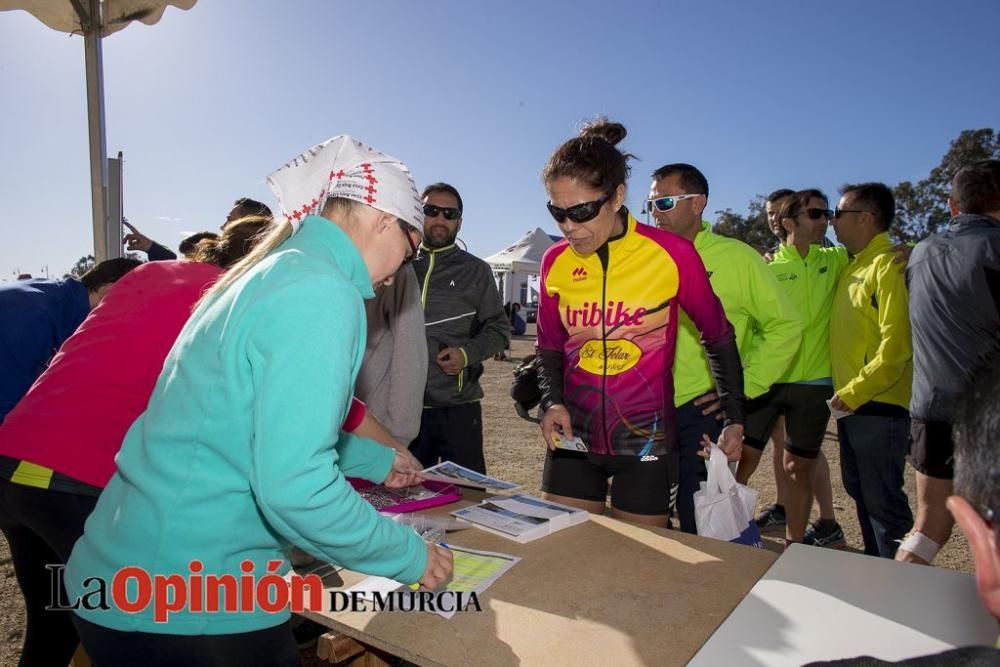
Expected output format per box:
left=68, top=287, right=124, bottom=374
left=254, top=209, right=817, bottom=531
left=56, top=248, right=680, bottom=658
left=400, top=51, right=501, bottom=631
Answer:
left=83, top=0, right=109, bottom=262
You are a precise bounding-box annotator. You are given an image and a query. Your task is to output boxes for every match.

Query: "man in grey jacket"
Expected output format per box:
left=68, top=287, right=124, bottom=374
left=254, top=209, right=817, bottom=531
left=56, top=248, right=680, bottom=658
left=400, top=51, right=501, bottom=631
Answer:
left=899, top=159, right=1000, bottom=565
left=410, top=183, right=509, bottom=473
left=355, top=265, right=427, bottom=445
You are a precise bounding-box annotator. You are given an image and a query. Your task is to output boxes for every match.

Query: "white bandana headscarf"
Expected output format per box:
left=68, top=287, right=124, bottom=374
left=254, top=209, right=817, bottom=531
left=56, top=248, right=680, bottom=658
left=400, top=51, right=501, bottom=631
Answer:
left=266, top=135, right=424, bottom=233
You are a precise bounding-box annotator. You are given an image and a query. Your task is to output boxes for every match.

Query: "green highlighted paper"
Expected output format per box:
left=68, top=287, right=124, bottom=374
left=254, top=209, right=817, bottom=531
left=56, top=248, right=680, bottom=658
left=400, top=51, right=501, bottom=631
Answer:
left=345, top=545, right=520, bottom=619
left=441, top=546, right=518, bottom=593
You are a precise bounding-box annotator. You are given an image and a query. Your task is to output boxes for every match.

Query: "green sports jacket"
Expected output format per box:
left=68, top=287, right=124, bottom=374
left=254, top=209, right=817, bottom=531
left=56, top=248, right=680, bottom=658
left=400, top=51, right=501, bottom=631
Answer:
left=768, top=242, right=849, bottom=384
left=674, top=222, right=802, bottom=406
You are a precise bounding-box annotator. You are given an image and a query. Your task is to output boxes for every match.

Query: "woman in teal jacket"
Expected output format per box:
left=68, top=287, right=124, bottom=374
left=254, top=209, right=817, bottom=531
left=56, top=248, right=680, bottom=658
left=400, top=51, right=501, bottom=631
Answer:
left=65, top=136, right=453, bottom=666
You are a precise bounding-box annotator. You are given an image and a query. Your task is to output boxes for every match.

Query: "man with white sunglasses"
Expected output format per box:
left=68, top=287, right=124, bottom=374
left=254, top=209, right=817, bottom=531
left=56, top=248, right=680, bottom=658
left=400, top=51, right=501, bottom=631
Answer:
left=647, top=163, right=801, bottom=534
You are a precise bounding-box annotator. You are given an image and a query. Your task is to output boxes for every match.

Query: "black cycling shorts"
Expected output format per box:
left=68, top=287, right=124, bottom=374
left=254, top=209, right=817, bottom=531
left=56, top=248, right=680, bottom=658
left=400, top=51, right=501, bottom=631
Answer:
left=541, top=449, right=677, bottom=515
left=744, top=383, right=833, bottom=459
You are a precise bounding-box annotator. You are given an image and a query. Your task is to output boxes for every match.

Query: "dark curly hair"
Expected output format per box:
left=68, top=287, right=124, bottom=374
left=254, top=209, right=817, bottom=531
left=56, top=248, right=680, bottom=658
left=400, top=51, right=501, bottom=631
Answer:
left=542, top=117, right=635, bottom=197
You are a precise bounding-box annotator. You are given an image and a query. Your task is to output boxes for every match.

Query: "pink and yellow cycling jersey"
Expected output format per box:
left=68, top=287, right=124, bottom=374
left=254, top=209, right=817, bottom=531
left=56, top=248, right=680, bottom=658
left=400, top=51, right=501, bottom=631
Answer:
left=537, top=214, right=735, bottom=456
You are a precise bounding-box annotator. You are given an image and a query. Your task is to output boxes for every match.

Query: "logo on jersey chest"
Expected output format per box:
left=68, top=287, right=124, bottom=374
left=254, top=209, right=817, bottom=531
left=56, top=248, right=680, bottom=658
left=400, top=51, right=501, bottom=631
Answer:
left=564, top=301, right=647, bottom=328
left=578, top=338, right=642, bottom=376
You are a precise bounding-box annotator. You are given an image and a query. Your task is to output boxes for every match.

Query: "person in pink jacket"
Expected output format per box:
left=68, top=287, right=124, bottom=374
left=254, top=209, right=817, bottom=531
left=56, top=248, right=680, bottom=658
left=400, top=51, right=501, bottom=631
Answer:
left=0, top=215, right=271, bottom=666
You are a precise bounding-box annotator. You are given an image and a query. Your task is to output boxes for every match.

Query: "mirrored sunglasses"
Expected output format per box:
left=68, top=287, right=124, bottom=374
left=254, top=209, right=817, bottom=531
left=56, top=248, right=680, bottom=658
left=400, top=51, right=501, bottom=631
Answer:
left=644, top=194, right=701, bottom=214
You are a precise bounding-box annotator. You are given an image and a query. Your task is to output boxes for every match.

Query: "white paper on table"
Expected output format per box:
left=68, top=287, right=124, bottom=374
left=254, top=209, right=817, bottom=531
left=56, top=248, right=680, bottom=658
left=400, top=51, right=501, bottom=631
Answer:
left=344, top=545, right=520, bottom=619
left=420, top=460, right=521, bottom=491
left=688, top=544, right=998, bottom=666
left=344, top=575, right=403, bottom=600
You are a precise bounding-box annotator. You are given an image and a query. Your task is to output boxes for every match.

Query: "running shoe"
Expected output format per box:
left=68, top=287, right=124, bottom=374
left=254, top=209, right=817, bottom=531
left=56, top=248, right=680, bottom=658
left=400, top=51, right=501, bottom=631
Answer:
left=754, top=503, right=786, bottom=529
left=803, top=520, right=847, bottom=549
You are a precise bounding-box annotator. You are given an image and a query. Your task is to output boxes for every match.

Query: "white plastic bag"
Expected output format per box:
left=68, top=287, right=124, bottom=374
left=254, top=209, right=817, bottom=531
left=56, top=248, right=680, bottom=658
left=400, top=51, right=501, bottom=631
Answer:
left=693, top=445, right=764, bottom=547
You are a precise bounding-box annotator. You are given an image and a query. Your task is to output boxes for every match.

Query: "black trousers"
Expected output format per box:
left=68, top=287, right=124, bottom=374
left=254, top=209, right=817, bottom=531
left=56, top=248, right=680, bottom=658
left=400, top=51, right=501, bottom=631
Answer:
left=73, top=616, right=300, bottom=667
left=0, top=479, right=98, bottom=667
left=675, top=397, right=723, bottom=534
left=409, top=402, right=486, bottom=473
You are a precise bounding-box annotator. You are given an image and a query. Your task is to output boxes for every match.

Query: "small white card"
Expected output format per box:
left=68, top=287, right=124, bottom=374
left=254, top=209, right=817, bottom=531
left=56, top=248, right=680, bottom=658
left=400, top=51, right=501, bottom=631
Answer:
left=552, top=433, right=588, bottom=452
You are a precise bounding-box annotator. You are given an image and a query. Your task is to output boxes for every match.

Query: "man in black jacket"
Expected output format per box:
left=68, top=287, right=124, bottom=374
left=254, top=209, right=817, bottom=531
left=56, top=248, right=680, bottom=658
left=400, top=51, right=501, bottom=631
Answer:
left=409, top=183, right=509, bottom=473
left=899, top=159, right=1000, bottom=565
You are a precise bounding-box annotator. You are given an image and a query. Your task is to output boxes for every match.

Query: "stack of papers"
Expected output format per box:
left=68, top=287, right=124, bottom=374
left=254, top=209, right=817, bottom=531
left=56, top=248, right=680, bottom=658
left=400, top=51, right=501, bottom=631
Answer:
left=452, top=494, right=589, bottom=543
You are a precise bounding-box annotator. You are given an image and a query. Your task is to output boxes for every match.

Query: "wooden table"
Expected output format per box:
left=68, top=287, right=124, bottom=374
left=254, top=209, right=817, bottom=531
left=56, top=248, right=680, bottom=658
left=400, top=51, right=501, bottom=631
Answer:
left=298, top=496, right=777, bottom=667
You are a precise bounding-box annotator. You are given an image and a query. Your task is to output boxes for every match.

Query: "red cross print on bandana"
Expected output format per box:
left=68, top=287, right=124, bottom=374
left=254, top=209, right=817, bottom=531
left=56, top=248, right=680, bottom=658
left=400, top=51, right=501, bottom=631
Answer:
left=267, top=135, right=424, bottom=234
left=288, top=188, right=327, bottom=223
left=361, top=164, right=380, bottom=205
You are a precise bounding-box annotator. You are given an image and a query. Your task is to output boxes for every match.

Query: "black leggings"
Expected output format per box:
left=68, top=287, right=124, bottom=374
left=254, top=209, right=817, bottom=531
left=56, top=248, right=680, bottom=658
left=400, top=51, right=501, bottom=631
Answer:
left=0, top=479, right=98, bottom=667
left=73, top=616, right=300, bottom=667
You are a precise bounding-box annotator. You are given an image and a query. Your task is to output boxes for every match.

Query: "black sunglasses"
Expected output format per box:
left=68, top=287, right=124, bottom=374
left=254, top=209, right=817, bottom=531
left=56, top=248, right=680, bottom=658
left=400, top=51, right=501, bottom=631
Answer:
left=423, top=204, right=461, bottom=221
left=546, top=193, right=611, bottom=224
left=397, top=220, right=420, bottom=263
left=805, top=208, right=834, bottom=221
left=834, top=208, right=869, bottom=220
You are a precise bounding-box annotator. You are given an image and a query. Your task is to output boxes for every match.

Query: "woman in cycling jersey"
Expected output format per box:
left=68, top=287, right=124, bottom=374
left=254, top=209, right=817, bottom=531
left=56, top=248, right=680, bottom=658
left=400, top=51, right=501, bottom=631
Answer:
left=536, top=119, right=746, bottom=527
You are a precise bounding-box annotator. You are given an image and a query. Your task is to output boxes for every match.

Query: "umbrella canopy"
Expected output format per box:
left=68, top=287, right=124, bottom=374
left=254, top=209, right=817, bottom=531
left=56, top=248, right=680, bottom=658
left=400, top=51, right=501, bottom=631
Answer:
left=0, top=0, right=196, bottom=261
left=0, top=0, right=195, bottom=35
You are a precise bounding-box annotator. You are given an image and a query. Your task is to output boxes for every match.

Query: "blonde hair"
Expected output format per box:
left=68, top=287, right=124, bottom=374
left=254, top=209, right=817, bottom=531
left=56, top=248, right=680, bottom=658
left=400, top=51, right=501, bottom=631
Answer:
left=192, top=215, right=274, bottom=269
left=197, top=198, right=363, bottom=309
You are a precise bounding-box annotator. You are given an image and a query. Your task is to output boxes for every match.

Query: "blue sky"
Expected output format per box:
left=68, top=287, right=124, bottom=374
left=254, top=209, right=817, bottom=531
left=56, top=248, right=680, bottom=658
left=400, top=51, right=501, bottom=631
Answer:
left=2, top=0, right=998, bottom=279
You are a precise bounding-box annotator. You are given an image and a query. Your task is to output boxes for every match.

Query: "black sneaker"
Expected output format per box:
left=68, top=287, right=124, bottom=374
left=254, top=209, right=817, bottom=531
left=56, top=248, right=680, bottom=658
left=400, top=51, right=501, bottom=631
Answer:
left=755, top=504, right=786, bottom=529
left=803, top=520, right=846, bottom=549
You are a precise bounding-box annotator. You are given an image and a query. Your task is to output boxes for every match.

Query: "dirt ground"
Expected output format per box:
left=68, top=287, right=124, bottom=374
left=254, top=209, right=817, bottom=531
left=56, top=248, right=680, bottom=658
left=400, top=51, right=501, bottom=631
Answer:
left=0, top=331, right=973, bottom=666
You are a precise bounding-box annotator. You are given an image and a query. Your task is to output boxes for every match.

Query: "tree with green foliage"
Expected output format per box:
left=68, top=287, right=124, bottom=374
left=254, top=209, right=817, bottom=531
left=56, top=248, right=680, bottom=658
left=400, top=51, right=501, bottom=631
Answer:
left=69, top=255, right=95, bottom=278
left=894, top=128, right=1000, bottom=243
left=66, top=252, right=143, bottom=278
left=712, top=196, right=773, bottom=252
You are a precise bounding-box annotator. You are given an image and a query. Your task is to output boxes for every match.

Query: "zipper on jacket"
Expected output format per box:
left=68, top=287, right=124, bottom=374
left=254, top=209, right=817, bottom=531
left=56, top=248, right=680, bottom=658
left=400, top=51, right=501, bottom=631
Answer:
left=420, top=251, right=437, bottom=309
left=597, top=244, right=610, bottom=454
left=803, top=255, right=812, bottom=378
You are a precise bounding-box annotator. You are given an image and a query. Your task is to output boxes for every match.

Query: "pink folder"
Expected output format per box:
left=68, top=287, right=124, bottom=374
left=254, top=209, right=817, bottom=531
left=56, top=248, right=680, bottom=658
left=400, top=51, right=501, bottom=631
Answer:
left=348, top=478, right=462, bottom=513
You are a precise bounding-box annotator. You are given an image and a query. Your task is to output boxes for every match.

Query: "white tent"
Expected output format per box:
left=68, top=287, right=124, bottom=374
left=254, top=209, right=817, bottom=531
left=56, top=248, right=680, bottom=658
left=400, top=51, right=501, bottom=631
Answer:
left=483, top=227, right=556, bottom=310
left=484, top=227, right=555, bottom=274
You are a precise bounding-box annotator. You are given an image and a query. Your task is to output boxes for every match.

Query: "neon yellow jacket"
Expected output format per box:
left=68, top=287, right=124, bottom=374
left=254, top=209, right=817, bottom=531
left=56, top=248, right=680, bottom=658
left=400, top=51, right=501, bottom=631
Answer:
left=768, top=243, right=849, bottom=383
left=674, top=223, right=802, bottom=405
left=831, top=232, right=912, bottom=410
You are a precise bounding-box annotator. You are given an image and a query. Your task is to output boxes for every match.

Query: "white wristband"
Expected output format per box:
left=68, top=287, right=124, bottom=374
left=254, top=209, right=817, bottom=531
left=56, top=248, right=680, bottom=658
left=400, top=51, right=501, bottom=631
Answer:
left=898, top=532, right=940, bottom=563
